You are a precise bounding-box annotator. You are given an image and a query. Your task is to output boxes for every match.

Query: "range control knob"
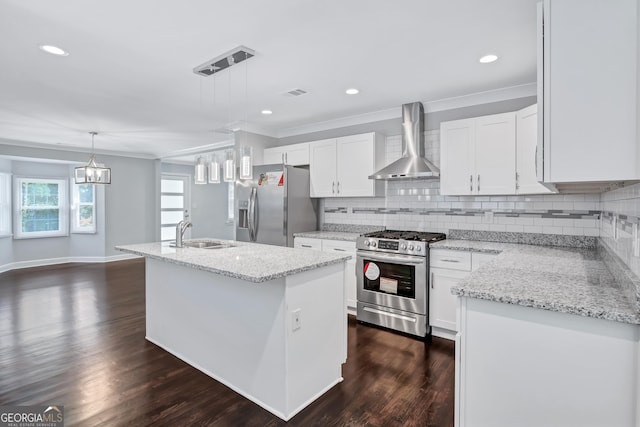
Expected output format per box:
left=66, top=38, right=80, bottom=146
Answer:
left=401, top=243, right=407, bottom=250
left=416, top=246, right=422, bottom=252
left=371, top=241, right=377, bottom=248
left=365, top=240, right=371, bottom=247
left=408, top=244, right=414, bottom=251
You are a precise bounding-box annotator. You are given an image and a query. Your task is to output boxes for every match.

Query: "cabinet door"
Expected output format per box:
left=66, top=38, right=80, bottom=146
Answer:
left=263, top=147, right=286, bottom=165
left=474, top=112, right=516, bottom=195
left=284, top=143, right=310, bottom=166
left=430, top=267, right=468, bottom=332
left=336, top=133, right=376, bottom=197
left=323, top=239, right=357, bottom=311
left=440, top=119, right=474, bottom=195
left=541, top=0, right=638, bottom=182
left=516, top=104, right=554, bottom=194
left=309, top=139, right=337, bottom=197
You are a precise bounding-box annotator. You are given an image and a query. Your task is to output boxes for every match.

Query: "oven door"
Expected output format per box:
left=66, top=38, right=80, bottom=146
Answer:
left=356, top=251, right=427, bottom=315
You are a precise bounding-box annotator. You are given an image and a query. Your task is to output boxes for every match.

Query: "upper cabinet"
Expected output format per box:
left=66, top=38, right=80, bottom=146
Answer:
left=441, top=106, right=554, bottom=196
left=309, top=132, right=385, bottom=198
left=516, top=104, right=553, bottom=194
left=262, top=142, right=310, bottom=166
left=537, top=0, right=640, bottom=183
left=440, top=112, right=516, bottom=195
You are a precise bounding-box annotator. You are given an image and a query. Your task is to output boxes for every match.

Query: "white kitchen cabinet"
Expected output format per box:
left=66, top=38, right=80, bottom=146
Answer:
left=322, top=240, right=357, bottom=313
left=456, top=297, right=639, bottom=427
left=429, top=249, right=498, bottom=340
left=440, top=113, right=516, bottom=195
left=515, top=104, right=554, bottom=194
left=263, top=142, right=310, bottom=166
left=309, top=132, right=384, bottom=198
left=293, top=237, right=322, bottom=251
left=537, top=0, right=640, bottom=184
left=294, top=237, right=357, bottom=314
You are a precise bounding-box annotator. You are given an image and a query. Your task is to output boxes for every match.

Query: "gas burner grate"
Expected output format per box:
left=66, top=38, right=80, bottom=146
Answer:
left=363, top=230, right=446, bottom=242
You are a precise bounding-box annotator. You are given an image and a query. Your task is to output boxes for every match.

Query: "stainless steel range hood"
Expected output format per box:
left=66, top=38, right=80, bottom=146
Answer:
left=369, top=102, right=440, bottom=180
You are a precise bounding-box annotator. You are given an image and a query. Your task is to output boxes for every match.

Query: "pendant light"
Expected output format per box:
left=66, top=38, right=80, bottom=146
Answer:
left=74, top=132, right=111, bottom=184
left=238, top=51, right=253, bottom=180
left=223, top=149, right=236, bottom=182
left=194, top=156, right=207, bottom=184
left=208, top=154, right=220, bottom=183
left=239, top=145, right=253, bottom=180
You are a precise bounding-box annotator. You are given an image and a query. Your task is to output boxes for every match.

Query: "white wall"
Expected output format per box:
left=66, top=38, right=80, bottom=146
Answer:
left=161, top=162, right=234, bottom=240
left=0, top=142, right=158, bottom=266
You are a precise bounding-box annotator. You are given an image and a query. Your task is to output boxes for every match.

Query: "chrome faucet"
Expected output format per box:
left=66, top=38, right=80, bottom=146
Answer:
left=175, top=219, right=192, bottom=248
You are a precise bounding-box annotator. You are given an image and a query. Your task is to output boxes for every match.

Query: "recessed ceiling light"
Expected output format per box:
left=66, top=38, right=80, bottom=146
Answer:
left=261, top=110, right=273, bottom=115
left=39, top=45, right=69, bottom=56
left=479, top=54, right=498, bottom=64
left=345, top=88, right=359, bottom=95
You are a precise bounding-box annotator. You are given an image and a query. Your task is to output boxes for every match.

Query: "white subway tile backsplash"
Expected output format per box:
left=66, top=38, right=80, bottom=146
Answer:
left=321, top=131, right=603, bottom=239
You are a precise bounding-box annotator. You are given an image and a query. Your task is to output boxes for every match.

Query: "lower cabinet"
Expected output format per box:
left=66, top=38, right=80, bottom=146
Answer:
left=429, top=249, right=498, bottom=340
left=294, top=237, right=357, bottom=314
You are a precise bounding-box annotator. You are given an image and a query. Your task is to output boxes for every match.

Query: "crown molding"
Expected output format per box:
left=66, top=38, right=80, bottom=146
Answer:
left=276, top=82, right=536, bottom=138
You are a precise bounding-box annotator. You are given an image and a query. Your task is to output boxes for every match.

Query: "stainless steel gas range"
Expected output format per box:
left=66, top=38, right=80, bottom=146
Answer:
left=356, top=230, right=446, bottom=338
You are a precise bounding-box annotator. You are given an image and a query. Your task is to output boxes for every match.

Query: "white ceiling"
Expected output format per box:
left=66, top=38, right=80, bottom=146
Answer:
left=0, top=0, right=539, bottom=159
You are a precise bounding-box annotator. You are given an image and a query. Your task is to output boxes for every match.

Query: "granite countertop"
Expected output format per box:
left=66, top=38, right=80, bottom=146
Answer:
left=433, top=239, right=640, bottom=325
left=293, top=230, right=362, bottom=242
left=116, top=239, right=351, bottom=283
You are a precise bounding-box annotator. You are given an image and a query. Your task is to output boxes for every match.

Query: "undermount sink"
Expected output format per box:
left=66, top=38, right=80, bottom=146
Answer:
left=170, top=240, right=235, bottom=249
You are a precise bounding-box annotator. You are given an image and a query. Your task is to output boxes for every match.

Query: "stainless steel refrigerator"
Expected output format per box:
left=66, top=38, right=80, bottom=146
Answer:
left=235, top=164, right=318, bottom=247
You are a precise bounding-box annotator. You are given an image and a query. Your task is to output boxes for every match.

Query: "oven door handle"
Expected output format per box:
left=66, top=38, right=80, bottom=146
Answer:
left=358, top=252, right=426, bottom=265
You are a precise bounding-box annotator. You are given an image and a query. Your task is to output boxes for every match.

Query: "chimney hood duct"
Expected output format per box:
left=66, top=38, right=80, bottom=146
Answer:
left=369, top=102, right=440, bottom=180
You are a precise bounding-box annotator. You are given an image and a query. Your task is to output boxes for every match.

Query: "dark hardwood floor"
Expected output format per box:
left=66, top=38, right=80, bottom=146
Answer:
left=0, top=260, right=454, bottom=426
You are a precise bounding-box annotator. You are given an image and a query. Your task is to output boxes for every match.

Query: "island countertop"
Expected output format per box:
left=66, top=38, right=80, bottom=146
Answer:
left=116, top=240, right=351, bottom=283
left=431, top=239, right=640, bottom=325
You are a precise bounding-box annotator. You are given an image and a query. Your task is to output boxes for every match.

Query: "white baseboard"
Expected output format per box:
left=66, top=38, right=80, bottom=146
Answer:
left=431, top=326, right=456, bottom=341
left=0, top=253, right=142, bottom=274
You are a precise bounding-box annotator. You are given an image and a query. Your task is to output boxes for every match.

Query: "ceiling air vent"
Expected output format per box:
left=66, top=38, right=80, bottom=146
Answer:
left=283, top=88, right=308, bottom=97
left=193, top=46, right=255, bottom=77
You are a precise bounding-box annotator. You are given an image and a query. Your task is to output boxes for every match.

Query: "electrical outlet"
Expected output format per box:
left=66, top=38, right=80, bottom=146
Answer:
left=292, top=309, right=301, bottom=331
left=484, top=211, right=494, bottom=223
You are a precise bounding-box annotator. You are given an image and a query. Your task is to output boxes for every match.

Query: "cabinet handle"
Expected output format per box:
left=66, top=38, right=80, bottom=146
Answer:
left=515, top=172, right=519, bottom=190
left=337, top=181, right=340, bottom=194
left=477, top=174, right=480, bottom=192
left=441, top=259, right=461, bottom=263
left=282, top=153, right=285, bottom=164
left=333, top=248, right=346, bottom=252
left=285, top=153, right=288, bottom=164
left=469, top=174, right=473, bottom=192
left=332, top=181, right=336, bottom=194
left=431, top=271, right=434, bottom=289
left=301, top=244, right=312, bottom=248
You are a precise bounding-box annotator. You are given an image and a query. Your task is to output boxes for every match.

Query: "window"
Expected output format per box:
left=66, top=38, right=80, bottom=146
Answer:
left=71, top=183, right=96, bottom=233
left=160, top=174, right=190, bottom=242
left=0, top=172, right=11, bottom=237
left=14, top=177, right=68, bottom=239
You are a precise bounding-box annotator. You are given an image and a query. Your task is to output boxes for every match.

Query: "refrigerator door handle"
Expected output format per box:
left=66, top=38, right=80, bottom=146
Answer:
left=248, top=187, right=258, bottom=241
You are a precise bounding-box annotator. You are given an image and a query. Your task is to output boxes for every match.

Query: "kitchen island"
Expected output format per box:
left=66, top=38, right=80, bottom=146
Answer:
left=432, top=237, right=640, bottom=427
left=116, top=239, right=350, bottom=421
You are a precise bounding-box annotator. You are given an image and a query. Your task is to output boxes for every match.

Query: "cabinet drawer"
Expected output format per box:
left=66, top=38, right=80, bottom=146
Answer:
left=294, top=237, right=322, bottom=251
left=322, top=239, right=356, bottom=255
left=430, top=250, right=472, bottom=271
